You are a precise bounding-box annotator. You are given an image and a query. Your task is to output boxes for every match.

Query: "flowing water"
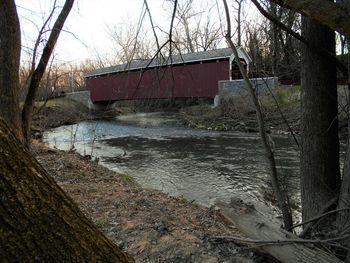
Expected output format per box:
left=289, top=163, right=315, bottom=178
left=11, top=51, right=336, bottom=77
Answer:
left=44, top=112, right=300, bottom=211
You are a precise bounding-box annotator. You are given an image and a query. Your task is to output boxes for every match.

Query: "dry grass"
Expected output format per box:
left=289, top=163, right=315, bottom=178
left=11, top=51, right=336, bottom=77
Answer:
left=32, top=142, right=277, bottom=263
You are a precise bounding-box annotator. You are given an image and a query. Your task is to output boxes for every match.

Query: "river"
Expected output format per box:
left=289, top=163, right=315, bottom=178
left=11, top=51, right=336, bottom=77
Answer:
left=44, top=112, right=300, bottom=212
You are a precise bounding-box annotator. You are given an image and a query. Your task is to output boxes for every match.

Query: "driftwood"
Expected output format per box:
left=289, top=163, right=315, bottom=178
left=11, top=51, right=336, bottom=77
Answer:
left=215, top=198, right=343, bottom=263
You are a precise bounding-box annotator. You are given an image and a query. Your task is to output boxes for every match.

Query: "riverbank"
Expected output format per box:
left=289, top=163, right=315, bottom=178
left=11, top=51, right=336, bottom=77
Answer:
left=179, top=97, right=301, bottom=135
left=32, top=97, right=124, bottom=137
left=32, top=98, right=280, bottom=262
left=178, top=88, right=348, bottom=140
left=31, top=141, right=277, bottom=262
left=31, top=91, right=347, bottom=261
left=36, top=87, right=349, bottom=138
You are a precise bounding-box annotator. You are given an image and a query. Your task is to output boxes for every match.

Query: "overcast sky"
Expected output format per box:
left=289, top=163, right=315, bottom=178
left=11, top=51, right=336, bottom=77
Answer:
left=16, top=0, right=171, bottom=63
left=15, top=0, right=257, bottom=64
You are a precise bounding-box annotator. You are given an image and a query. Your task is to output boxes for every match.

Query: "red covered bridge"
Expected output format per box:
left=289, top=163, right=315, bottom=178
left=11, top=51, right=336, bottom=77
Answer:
left=85, top=48, right=251, bottom=103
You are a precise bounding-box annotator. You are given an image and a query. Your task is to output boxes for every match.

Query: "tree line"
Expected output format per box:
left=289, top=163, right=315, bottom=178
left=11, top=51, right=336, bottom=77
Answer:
left=1, top=0, right=350, bottom=261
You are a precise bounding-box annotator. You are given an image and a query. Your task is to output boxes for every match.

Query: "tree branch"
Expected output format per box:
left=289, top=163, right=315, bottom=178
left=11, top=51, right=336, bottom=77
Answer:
left=144, top=0, right=162, bottom=58
left=252, top=0, right=348, bottom=76
left=269, top=0, right=350, bottom=38
left=222, top=0, right=293, bottom=230
left=210, top=234, right=350, bottom=251
left=30, top=0, right=58, bottom=72
left=22, top=0, right=75, bottom=143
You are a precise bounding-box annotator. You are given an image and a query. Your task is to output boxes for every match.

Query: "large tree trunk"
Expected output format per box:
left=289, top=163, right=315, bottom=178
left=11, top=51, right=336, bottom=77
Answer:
left=22, top=0, right=74, bottom=143
left=300, top=15, right=341, bottom=222
left=0, top=0, right=22, bottom=140
left=337, top=137, right=350, bottom=261
left=336, top=41, right=350, bottom=262
left=0, top=118, right=134, bottom=262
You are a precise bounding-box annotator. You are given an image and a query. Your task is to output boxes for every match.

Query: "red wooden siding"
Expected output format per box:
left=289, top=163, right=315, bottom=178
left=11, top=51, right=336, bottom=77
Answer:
left=86, top=59, right=230, bottom=102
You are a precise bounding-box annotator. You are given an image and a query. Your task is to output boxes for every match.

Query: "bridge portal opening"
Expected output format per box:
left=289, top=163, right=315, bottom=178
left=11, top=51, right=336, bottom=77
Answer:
left=231, top=58, right=248, bottom=80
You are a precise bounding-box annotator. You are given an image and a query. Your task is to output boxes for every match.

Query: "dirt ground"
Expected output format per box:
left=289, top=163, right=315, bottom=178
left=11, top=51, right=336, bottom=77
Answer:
left=179, top=100, right=301, bottom=135
left=179, top=90, right=348, bottom=139
left=30, top=97, right=285, bottom=262
left=30, top=90, right=348, bottom=262
left=32, top=141, right=279, bottom=263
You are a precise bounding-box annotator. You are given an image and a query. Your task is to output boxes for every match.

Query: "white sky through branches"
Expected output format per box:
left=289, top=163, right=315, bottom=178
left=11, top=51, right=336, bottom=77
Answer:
left=16, top=0, right=167, bottom=63
left=15, top=0, right=258, bottom=64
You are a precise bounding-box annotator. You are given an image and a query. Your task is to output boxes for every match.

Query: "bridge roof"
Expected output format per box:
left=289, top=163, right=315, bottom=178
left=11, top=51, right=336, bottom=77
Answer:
left=86, top=47, right=242, bottom=78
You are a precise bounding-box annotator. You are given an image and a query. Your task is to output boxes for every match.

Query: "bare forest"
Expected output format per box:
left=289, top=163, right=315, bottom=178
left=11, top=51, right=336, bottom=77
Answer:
left=1, top=0, right=350, bottom=262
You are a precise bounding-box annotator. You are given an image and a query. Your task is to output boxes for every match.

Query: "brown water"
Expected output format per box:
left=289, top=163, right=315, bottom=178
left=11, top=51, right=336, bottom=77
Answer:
left=44, top=112, right=300, bottom=211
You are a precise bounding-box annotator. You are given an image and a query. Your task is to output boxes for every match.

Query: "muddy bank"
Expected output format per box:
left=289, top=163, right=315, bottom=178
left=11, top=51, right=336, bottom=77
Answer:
left=32, top=97, right=124, bottom=134
left=32, top=96, right=289, bottom=261
left=34, top=93, right=347, bottom=139
left=31, top=95, right=303, bottom=138
left=32, top=142, right=278, bottom=262
left=179, top=102, right=301, bottom=135
left=178, top=92, right=348, bottom=139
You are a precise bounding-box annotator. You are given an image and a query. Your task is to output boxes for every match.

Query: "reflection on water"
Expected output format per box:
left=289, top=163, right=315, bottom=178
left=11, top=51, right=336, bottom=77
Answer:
left=44, top=112, right=300, bottom=210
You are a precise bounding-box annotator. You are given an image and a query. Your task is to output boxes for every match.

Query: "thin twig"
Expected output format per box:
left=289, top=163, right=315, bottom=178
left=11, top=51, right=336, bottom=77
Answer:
left=30, top=0, right=58, bottom=72
left=251, top=0, right=347, bottom=76
left=299, top=195, right=338, bottom=238
left=222, top=0, right=293, bottom=230
left=261, top=76, right=299, bottom=147
left=210, top=234, right=350, bottom=251
left=290, top=208, right=348, bottom=231
left=144, top=0, right=162, bottom=58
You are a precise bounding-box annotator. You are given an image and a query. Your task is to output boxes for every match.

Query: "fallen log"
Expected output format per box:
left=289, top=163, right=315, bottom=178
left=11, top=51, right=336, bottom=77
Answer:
left=215, top=198, right=343, bottom=263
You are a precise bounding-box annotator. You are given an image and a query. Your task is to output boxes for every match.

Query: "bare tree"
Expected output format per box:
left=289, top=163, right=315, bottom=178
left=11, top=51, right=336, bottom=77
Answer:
left=167, top=0, right=223, bottom=53
left=300, top=12, right=341, bottom=227
left=261, top=0, right=350, bottom=259
left=222, top=0, right=293, bottom=230
left=266, top=2, right=300, bottom=78
left=270, top=0, right=350, bottom=37
left=169, top=0, right=196, bottom=53
left=0, top=1, right=134, bottom=261
left=189, top=14, right=222, bottom=51
left=107, top=21, right=154, bottom=64
left=232, top=0, right=244, bottom=46
left=22, top=0, right=75, bottom=143
left=336, top=40, right=350, bottom=262
left=0, top=118, right=134, bottom=262
left=251, top=0, right=347, bottom=77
